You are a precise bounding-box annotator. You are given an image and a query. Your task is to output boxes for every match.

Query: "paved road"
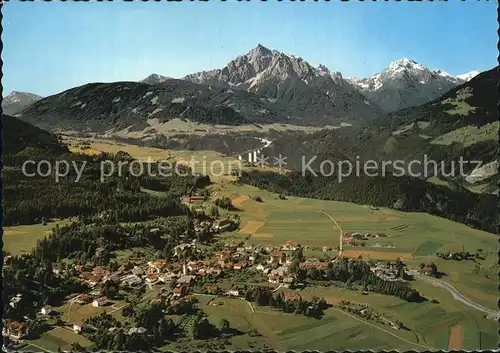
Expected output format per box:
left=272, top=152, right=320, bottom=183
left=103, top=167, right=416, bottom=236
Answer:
left=416, top=274, right=500, bottom=318
left=319, top=210, right=343, bottom=256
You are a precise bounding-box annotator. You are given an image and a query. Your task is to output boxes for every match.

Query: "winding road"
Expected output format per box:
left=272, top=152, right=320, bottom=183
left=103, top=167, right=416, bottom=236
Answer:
left=319, top=209, right=344, bottom=256
left=415, top=274, right=500, bottom=318
left=234, top=137, right=273, bottom=160
left=319, top=209, right=499, bottom=319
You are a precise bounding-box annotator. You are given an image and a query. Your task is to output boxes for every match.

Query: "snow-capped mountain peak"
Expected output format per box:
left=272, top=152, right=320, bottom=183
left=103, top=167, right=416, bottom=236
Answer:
left=348, top=58, right=468, bottom=112
left=388, top=58, right=426, bottom=72
left=456, top=71, right=480, bottom=82
left=182, top=44, right=383, bottom=124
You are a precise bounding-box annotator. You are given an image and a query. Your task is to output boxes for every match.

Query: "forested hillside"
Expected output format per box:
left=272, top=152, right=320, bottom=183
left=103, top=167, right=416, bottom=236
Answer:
left=239, top=170, right=499, bottom=234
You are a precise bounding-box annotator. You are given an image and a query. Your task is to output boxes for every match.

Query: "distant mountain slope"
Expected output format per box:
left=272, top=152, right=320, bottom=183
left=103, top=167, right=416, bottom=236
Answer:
left=18, top=79, right=327, bottom=135
left=183, top=44, right=384, bottom=124
left=141, top=74, right=172, bottom=85
left=380, top=66, right=498, bottom=134
left=2, top=91, right=42, bottom=115
left=260, top=67, right=499, bottom=193
left=347, top=59, right=472, bottom=112
left=1, top=114, right=68, bottom=156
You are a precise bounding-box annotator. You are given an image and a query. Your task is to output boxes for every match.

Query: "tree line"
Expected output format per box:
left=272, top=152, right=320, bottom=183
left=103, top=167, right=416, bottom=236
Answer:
left=239, top=170, right=499, bottom=234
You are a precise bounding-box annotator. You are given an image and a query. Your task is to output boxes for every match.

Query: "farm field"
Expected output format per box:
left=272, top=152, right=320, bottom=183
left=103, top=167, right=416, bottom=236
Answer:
left=298, top=283, right=497, bottom=350
left=172, top=296, right=421, bottom=351
left=26, top=328, right=94, bottom=352
left=3, top=219, right=72, bottom=255
left=210, top=180, right=498, bottom=312
left=58, top=300, right=129, bottom=327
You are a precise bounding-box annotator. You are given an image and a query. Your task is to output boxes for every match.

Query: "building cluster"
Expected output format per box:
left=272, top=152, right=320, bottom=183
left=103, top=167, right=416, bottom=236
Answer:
left=2, top=321, right=28, bottom=341
left=343, top=232, right=387, bottom=244
left=369, top=262, right=413, bottom=282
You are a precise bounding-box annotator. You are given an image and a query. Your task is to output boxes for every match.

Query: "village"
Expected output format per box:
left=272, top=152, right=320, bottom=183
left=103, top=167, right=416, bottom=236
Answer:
left=3, top=229, right=429, bottom=346
left=2, top=191, right=445, bottom=351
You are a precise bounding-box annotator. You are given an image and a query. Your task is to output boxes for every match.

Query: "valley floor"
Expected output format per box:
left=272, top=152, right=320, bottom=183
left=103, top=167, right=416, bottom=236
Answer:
left=6, top=141, right=498, bottom=352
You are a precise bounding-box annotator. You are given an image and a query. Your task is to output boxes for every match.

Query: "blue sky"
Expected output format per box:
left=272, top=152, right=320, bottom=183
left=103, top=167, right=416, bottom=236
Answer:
left=3, top=1, right=497, bottom=97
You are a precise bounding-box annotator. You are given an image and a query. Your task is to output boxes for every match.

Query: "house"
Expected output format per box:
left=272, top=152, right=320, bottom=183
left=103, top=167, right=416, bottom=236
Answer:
left=226, top=289, right=240, bottom=297
left=92, top=296, right=108, bottom=307
left=52, top=266, right=62, bottom=275
left=73, top=293, right=92, bottom=305
left=9, top=294, right=22, bottom=308
left=146, top=273, right=159, bottom=284
left=4, top=255, right=13, bottom=265
left=206, top=267, right=222, bottom=276
left=150, top=297, right=163, bottom=305
left=268, top=274, right=282, bottom=284
left=187, top=261, right=205, bottom=272
left=181, top=195, right=205, bottom=203
left=422, top=267, right=433, bottom=275
left=256, top=264, right=266, bottom=271
left=61, top=344, right=74, bottom=353
left=282, top=291, right=302, bottom=302
left=264, top=245, right=276, bottom=252
left=282, top=277, right=295, bottom=288
left=173, top=285, right=188, bottom=298
left=2, top=321, right=28, bottom=340
left=40, top=306, right=53, bottom=315
left=128, top=327, right=147, bottom=335
left=343, top=236, right=354, bottom=245
left=120, top=274, right=142, bottom=287
left=92, top=266, right=107, bottom=276
left=73, top=324, right=83, bottom=334
left=158, top=273, right=176, bottom=283
left=233, top=263, right=246, bottom=270
left=214, top=218, right=233, bottom=232
left=269, top=251, right=286, bottom=264
left=404, top=270, right=414, bottom=279
left=148, top=259, right=168, bottom=273
left=86, top=275, right=103, bottom=287
left=351, top=233, right=364, bottom=240
left=215, top=251, right=231, bottom=261
left=281, top=240, right=299, bottom=251
left=132, top=266, right=144, bottom=276
left=103, top=271, right=122, bottom=283
left=177, top=275, right=196, bottom=285
left=271, top=265, right=289, bottom=277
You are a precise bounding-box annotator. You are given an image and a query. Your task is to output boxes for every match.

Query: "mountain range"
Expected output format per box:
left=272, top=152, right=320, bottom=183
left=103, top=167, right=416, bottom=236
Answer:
left=183, top=45, right=477, bottom=114
left=8, top=44, right=485, bottom=135
left=2, top=91, right=43, bottom=115
left=346, top=58, right=477, bottom=112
